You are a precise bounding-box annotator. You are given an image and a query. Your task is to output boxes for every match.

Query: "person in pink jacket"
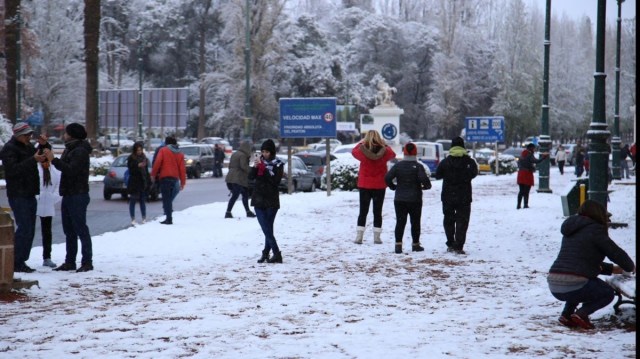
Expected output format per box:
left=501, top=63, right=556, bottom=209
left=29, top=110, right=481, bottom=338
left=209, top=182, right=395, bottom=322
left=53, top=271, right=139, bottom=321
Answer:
left=351, top=130, right=396, bottom=244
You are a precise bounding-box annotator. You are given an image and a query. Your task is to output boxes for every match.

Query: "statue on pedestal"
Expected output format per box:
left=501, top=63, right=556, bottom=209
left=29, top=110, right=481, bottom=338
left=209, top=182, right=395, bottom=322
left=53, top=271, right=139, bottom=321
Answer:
left=375, top=80, right=397, bottom=107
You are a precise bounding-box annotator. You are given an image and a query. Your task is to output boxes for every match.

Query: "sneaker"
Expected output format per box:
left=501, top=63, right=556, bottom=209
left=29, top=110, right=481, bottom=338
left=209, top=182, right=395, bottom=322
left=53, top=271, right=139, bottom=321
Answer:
left=43, top=259, right=57, bottom=268
left=412, top=244, right=424, bottom=252
left=570, top=313, right=594, bottom=329
left=558, top=315, right=578, bottom=328
left=246, top=211, right=256, bottom=218
left=14, top=264, right=35, bottom=273
left=53, top=262, right=77, bottom=271
left=447, top=247, right=455, bottom=253
left=141, top=218, right=146, bottom=224
left=454, top=249, right=466, bottom=255
left=131, top=219, right=137, bottom=226
left=225, top=212, right=233, bottom=218
left=76, top=264, right=94, bottom=273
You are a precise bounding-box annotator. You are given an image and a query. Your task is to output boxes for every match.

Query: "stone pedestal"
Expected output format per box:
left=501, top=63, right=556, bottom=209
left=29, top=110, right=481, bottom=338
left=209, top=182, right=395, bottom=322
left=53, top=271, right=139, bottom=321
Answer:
left=0, top=211, right=15, bottom=293
left=363, top=105, right=404, bottom=155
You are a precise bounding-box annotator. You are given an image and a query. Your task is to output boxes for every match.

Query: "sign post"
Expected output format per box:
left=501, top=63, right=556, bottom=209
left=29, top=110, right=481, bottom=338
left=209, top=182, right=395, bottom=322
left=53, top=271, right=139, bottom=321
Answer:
left=279, top=97, right=337, bottom=195
left=465, top=116, right=505, bottom=175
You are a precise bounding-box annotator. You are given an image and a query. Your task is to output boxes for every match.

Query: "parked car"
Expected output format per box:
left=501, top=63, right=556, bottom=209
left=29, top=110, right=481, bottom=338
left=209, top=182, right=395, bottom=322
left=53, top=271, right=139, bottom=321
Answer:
left=501, top=147, right=525, bottom=162
left=97, top=134, right=135, bottom=151
left=562, top=143, right=579, bottom=165
left=180, top=144, right=215, bottom=179
left=200, top=137, right=233, bottom=159
left=413, top=141, right=444, bottom=173
left=308, top=139, right=342, bottom=151
left=472, top=148, right=495, bottom=172
left=436, top=139, right=452, bottom=157
left=294, top=150, right=336, bottom=187
left=103, top=154, right=159, bottom=201
left=148, top=138, right=163, bottom=151
left=280, top=156, right=317, bottom=193
left=332, top=143, right=358, bottom=157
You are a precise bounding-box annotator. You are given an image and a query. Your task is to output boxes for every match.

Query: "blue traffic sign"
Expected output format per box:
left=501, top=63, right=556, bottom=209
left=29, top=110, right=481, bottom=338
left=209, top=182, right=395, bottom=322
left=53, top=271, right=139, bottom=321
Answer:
left=465, top=116, right=505, bottom=142
left=279, top=98, right=337, bottom=138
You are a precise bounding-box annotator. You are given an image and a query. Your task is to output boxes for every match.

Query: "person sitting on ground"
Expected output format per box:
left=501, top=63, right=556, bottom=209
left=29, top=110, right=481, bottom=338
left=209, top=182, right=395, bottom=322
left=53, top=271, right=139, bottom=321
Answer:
left=547, top=200, right=635, bottom=330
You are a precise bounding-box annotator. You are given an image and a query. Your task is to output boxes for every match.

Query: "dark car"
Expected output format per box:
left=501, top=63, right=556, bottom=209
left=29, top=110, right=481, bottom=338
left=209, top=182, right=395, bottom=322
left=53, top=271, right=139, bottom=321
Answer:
left=103, top=154, right=160, bottom=201
left=279, top=156, right=317, bottom=193
left=293, top=150, right=336, bottom=187
left=501, top=147, right=525, bottom=161
left=180, top=144, right=215, bottom=179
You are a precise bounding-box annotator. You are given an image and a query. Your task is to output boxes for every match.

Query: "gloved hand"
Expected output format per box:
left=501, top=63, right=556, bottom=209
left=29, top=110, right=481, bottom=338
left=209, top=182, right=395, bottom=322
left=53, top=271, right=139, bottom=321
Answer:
left=257, top=161, right=266, bottom=176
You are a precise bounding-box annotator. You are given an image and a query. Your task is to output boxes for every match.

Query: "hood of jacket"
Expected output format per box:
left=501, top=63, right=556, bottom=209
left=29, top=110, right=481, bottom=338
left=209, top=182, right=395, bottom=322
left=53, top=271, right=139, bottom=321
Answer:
left=239, top=141, right=252, bottom=156
left=560, top=214, right=599, bottom=236
left=360, top=144, right=386, bottom=160
left=449, top=146, right=467, bottom=157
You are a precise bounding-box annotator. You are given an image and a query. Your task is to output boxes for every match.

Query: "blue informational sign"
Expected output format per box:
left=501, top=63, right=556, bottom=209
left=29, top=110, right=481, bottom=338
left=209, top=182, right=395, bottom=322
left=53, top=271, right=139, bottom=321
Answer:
left=465, top=116, right=505, bottom=142
left=381, top=123, right=397, bottom=141
left=279, top=98, right=337, bottom=138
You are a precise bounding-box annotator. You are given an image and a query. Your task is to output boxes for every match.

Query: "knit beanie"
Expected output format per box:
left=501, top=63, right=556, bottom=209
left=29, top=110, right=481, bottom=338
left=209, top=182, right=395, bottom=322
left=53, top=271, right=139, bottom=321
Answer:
left=403, top=142, right=417, bottom=156
left=65, top=123, right=87, bottom=140
left=451, top=136, right=465, bottom=148
left=261, top=139, right=276, bottom=155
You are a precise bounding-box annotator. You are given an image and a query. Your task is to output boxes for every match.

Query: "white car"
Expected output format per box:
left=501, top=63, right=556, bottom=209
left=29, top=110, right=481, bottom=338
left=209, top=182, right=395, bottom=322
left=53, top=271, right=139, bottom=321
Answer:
left=309, top=139, right=342, bottom=151
left=98, top=134, right=134, bottom=150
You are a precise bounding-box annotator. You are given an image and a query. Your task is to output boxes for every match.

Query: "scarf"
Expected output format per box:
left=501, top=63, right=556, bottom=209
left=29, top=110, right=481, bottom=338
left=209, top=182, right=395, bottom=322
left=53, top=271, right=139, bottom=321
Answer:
left=257, top=157, right=283, bottom=176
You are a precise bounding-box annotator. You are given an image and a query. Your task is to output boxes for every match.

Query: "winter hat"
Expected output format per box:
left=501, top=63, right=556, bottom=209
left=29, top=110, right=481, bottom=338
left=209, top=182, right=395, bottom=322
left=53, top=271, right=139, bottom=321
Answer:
left=261, top=139, right=276, bottom=155
left=403, top=142, right=417, bottom=156
left=13, top=122, right=34, bottom=137
left=65, top=123, right=87, bottom=140
left=526, top=143, right=536, bottom=150
left=451, top=136, right=465, bottom=148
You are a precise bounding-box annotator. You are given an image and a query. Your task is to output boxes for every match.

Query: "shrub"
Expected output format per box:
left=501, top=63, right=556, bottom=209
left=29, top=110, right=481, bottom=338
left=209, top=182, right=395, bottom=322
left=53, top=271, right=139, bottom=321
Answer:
left=489, top=155, right=518, bottom=174
left=323, top=157, right=359, bottom=191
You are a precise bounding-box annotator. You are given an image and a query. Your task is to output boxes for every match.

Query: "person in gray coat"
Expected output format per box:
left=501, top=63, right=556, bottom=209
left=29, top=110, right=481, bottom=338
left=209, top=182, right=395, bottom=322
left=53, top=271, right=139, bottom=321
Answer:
left=385, top=143, right=431, bottom=254
left=547, top=200, right=635, bottom=329
left=225, top=140, right=255, bottom=218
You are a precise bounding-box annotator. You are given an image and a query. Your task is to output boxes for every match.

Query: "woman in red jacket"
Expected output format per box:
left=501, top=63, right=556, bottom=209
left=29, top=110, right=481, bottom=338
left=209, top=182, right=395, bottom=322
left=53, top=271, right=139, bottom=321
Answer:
left=351, top=130, right=396, bottom=244
left=516, top=143, right=548, bottom=209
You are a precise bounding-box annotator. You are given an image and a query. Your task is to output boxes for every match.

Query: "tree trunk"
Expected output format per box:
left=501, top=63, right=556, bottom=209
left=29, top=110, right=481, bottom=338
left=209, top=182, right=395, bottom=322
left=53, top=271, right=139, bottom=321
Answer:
left=4, top=0, right=20, bottom=123
left=84, top=0, right=101, bottom=143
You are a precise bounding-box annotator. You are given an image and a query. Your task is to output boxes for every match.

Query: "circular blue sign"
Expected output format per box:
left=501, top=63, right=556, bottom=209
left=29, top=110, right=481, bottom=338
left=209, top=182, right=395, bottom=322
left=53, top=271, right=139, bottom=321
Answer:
left=381, top=123, right=397, bottom=141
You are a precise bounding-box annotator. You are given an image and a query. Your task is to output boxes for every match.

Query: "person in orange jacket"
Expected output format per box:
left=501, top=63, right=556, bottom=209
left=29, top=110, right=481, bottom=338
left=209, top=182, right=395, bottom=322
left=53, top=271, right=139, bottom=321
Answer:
left=150, top=136, right=186, bottom=224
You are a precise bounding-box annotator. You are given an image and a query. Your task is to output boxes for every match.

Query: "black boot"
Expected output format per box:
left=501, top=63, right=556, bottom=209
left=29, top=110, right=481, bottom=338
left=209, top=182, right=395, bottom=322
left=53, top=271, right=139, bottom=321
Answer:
left=246, top=210, right=256, bottom=218
left=412, top=242, right=424, bottom=252
left=517, top=194, right=522, bottom=209
left=257, top=249, right=270, bottom=263
left=523, top=194, right=529, bottom=208
left=267, top=251, right=283, bottom=263
left=395, top=242, right=402, bottom=254
left=160, top=218, right=173, bottom=224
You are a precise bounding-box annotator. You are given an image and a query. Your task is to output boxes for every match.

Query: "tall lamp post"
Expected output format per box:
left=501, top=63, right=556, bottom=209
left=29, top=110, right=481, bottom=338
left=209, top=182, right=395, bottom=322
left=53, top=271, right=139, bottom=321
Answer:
left=587, top=0, right=610, bottom=207
left=537, top=0, right=552, bottom=193
left=136, top=37, right=144, bottom=141
left=610, top=0, right=624, bottom=180
left=16, top=7, right=23, bottom=122
left=244, top=0, right=252, bottom=139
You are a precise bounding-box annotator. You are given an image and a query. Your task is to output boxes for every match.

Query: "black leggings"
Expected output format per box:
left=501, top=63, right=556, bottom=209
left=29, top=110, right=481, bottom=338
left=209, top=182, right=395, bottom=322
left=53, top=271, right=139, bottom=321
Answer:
left=518, top=184, right=531, bottom=207
left=394, top=201, right=422, bottom=243
left=40, top=216, right=53, bottom=260
left=357, top=188, right=386, bottom=228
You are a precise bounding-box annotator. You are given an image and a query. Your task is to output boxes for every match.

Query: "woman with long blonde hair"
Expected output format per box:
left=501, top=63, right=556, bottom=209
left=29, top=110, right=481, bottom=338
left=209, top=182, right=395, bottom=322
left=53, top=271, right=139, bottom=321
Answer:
left=351, top=130, right=396, bottom=244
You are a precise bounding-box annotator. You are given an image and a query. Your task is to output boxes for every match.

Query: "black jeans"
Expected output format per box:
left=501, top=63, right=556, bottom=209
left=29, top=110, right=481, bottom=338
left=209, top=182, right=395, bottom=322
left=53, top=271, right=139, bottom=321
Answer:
left=557, top=160, right=565, bottom=175
left=40, top=216, right=53, bottom=260
left=393, top=201, right=422, bottom=244
left=7, top=195, right=37, bottom=266
left=357, top=188, right=386, bottom=228
left=442, top=202, right=471, bottom=250
left=550, top=277, right=615, bottom=317
left=226, top=183, right=250, bottom=213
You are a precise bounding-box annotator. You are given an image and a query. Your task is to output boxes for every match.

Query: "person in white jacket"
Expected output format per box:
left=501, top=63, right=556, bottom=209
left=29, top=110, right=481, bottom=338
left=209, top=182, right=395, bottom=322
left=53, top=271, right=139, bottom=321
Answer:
left=37, top=158, right=61, bottom=268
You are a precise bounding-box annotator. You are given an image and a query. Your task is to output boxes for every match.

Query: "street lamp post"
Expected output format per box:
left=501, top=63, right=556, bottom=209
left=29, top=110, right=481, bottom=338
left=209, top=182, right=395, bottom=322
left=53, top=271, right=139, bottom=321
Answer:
left=244, top=0, right=252, bottom=139
left=610, top=0, right=625, bottom=180
left=137, top=38, right=144, bottom=141
left=537, top=0, right=552, bottom=193
left=587, top=0, right=610, bottom=207
left=16, top=7, right=23, bottom=122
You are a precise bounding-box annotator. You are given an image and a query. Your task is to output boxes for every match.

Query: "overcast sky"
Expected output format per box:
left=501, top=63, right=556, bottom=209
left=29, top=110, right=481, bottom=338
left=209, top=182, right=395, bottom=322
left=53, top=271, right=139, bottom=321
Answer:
left=532, top=0, right=636, bottom=22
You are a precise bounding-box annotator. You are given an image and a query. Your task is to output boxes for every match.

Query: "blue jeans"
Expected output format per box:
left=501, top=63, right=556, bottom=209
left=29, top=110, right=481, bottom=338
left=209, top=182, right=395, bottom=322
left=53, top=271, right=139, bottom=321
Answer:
left=160, top=178, right=180, bottom=220
left=8, top=195, right=37, bottom=266
left=129, top=192, right=148, bottom=219
left=550, top=277, right=615, bottom=317
left=61, top=193, right=93, bottom=265
left=255, top=207, right=279, bottom=253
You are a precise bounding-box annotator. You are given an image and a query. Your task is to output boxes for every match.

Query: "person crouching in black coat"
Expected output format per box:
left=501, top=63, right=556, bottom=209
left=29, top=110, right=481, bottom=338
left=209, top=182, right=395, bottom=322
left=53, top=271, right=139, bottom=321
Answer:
left=385, top=143, right=431, bottom=254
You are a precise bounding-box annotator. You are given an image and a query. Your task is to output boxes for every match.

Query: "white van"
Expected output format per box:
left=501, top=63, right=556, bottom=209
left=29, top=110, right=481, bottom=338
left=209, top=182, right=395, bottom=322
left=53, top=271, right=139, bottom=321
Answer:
left=413, top=141, right=444, bottom=173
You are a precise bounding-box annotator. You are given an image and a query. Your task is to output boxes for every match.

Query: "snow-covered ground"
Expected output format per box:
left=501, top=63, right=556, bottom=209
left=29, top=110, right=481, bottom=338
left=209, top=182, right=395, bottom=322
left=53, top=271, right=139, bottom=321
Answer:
left=1, top=167, right=636, bottom=358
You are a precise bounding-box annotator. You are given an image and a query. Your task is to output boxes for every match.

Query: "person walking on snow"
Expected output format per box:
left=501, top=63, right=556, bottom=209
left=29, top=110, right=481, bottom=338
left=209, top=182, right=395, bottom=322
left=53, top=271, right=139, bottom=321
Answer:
left=516, top=143, right=548, bottom=209
left=150, top=136, right=186, bottom=225
left=225, top=140, right=256, bottom=218
left=351, top=130, right=396, bottom=245
left=385, top=142, right=432, bottom=254
left=434, top=136, right=478, bottom=254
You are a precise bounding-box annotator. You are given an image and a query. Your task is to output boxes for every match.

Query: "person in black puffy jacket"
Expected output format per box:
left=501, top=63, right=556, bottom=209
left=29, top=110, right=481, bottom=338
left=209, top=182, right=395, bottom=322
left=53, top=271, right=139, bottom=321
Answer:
left=547, top=200, right=635, bottom=329
left=433, top=136, right=478, bottom=254
left=385, top=143, right=431, bottom=254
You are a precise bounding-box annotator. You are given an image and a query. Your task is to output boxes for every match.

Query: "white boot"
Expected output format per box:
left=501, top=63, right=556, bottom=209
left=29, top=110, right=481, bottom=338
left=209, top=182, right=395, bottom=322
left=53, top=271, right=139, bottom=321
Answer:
left=373, top=227, right=383, bottom=244
left=354, top=226, right=365, bottom=244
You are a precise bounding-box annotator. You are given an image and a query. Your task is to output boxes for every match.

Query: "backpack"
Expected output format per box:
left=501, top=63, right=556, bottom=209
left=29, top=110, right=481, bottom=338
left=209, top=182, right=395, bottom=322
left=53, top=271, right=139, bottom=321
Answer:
left=124, top=168, right=130, bottom=187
